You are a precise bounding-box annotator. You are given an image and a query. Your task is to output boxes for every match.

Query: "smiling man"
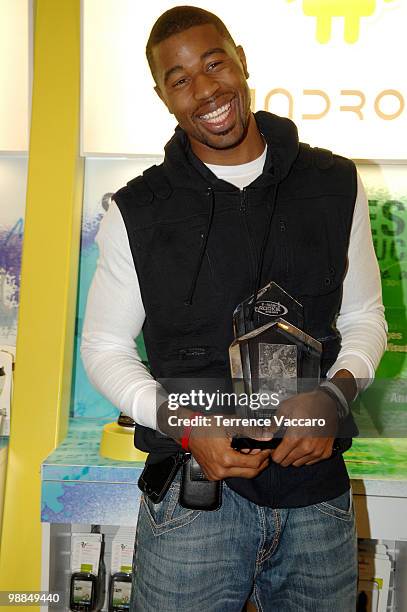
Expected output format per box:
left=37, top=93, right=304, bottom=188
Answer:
left=151, top=24, right=259, bottom=161
left=81, top=6, right=387, bottom=611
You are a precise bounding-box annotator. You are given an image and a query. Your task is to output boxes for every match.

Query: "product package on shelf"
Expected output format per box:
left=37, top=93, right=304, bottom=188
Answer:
left=0, top=346, right=15, bottom=436
left=111, top=527, right=136, bottom=575
left=70, top=533, right=104, bottom=611
left=357, top=541, right=392, bottom=612
left=109, top=527, right=135, bottom=611
left=71, top=533, right=102, bottom=576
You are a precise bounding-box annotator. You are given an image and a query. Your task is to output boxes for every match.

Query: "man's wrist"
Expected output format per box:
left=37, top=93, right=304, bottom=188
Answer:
left=157, top=401, right=202, bottom=445
left=319, top=369, right=357, bottom=421
left=331, top=369, right=358, bottom=403
left=181, top=412, right=202, bottom=450
left=319, top=381, right=349, bottom=420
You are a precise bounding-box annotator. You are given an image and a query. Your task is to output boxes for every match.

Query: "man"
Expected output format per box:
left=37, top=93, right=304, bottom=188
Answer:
left=81, top=6, right=387, bottom=611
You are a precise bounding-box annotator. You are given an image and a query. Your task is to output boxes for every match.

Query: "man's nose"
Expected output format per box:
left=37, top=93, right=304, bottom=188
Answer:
left=193, top=72, right=219, bottom=100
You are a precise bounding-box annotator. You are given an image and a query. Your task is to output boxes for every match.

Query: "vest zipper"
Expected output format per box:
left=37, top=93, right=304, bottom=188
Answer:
left=279, top=217, right=288, bottom=285
left=239, top=188, right=257, bottom=285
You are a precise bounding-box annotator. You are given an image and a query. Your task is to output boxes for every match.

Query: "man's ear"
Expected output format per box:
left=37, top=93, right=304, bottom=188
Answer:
left=154, top=85, right=173, bottom=114
left=236, top=45, right=249, bottom=79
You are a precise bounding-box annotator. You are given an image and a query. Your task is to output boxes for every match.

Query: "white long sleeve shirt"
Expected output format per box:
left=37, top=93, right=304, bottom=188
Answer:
left=81, top=154, right=387, bottom=430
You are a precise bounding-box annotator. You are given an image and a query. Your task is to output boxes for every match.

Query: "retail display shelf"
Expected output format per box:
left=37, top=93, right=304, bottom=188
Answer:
left=41, top=418, right=143, bottom=482
left=41, top=418, right=144, bottom=526
left=41, top=418, right=407, bottom=526
left=346, top=438, right=407, bottom=497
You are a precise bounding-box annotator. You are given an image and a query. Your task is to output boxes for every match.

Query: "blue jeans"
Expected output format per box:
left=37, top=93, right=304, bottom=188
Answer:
left=130, top=475, right=357, bottom=611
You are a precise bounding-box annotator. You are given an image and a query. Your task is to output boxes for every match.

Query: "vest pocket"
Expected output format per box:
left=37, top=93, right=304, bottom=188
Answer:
left=158, top=346, right=227, bottom=378
left=286, top=262, right=345, bottom=298
left=134, top=219, right=224, bottom=310
left=278, top=203, right=349, bottom=299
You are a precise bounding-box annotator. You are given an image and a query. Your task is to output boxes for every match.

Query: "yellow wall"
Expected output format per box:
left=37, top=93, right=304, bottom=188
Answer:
left=0, top=447, right=8, bottom=538
left=0, top=0, right=83, bottom=602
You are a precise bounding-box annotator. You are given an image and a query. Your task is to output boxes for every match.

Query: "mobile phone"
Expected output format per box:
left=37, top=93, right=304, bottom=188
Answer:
left=179, top=456, right=222, bottom=511
left=109, top=573, right=132, bottom=611
left=117, top=412, right=135, bottom=428
left=69, top=572, right=97, bottom=611
left=138, top=452, right=186, bottom=503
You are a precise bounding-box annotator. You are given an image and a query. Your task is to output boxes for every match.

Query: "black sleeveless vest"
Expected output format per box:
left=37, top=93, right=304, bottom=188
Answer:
left=113, top=112, right=358, bottom=508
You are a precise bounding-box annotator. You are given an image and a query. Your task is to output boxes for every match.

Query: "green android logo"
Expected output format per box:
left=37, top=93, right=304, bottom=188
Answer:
left=287, top=0, right=395, bottom=43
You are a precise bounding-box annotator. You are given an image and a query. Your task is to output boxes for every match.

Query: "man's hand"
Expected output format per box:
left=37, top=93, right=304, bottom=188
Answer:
left=271, top=389, right=338, bottom=467
left=157, top=402, right=272, bottom=480
left=188, top=420, right=272, bottom=481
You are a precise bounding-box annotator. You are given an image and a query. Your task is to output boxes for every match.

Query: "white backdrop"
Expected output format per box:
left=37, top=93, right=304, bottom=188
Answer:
left=82, top=0, right=406, bottom=159
left=0, top=0, right=31, bottom=152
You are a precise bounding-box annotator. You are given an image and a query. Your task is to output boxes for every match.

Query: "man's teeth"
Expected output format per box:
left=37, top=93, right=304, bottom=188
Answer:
left=200, top=102, right=231, bottom=124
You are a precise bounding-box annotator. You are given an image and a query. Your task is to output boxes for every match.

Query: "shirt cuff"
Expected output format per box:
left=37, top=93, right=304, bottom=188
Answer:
left=131, top=384, right=169, bottom=431
left=326, top=351, right=374, bottom=392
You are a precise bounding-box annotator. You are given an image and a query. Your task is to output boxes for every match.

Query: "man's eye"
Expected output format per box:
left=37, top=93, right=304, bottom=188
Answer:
left=173, top=78, right=187, bottom=88
left=208, top=61, right=222, bottom=71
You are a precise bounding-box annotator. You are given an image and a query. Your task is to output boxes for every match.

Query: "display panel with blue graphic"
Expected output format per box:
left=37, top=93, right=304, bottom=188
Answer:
left=71, top=157, right=161, bottom=418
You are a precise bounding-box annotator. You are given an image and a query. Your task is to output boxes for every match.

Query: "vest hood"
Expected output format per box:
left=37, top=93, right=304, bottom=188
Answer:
left=144, top=111, right=300, bottom=196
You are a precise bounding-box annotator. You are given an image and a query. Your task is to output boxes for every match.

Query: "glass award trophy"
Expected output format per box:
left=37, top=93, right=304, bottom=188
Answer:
left=233, top=281, right=304, bottom=337
left=229, top=282, right=322, bottom=446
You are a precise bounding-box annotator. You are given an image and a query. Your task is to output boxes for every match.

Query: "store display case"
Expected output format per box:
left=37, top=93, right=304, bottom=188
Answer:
left=40, top=421, right=407, bottom=610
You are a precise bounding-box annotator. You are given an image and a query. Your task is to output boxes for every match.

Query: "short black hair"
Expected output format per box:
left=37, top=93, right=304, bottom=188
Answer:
left=146, top=6, right=236, bottom=82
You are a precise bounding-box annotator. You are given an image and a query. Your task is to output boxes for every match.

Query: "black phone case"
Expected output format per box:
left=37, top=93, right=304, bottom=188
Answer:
left=179, top=457, right=222, bottom=511
left=138, top=452, right=185, bottom=504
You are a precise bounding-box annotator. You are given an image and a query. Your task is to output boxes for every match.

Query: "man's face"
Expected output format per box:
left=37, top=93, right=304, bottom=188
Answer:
left=152, top=24, right=252, bottom=156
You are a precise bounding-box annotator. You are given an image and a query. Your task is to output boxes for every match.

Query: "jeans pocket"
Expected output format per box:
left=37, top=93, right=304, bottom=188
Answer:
left=141, top=481, right=201, bottom=536
left=313, top=488, right=354, bottom=521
